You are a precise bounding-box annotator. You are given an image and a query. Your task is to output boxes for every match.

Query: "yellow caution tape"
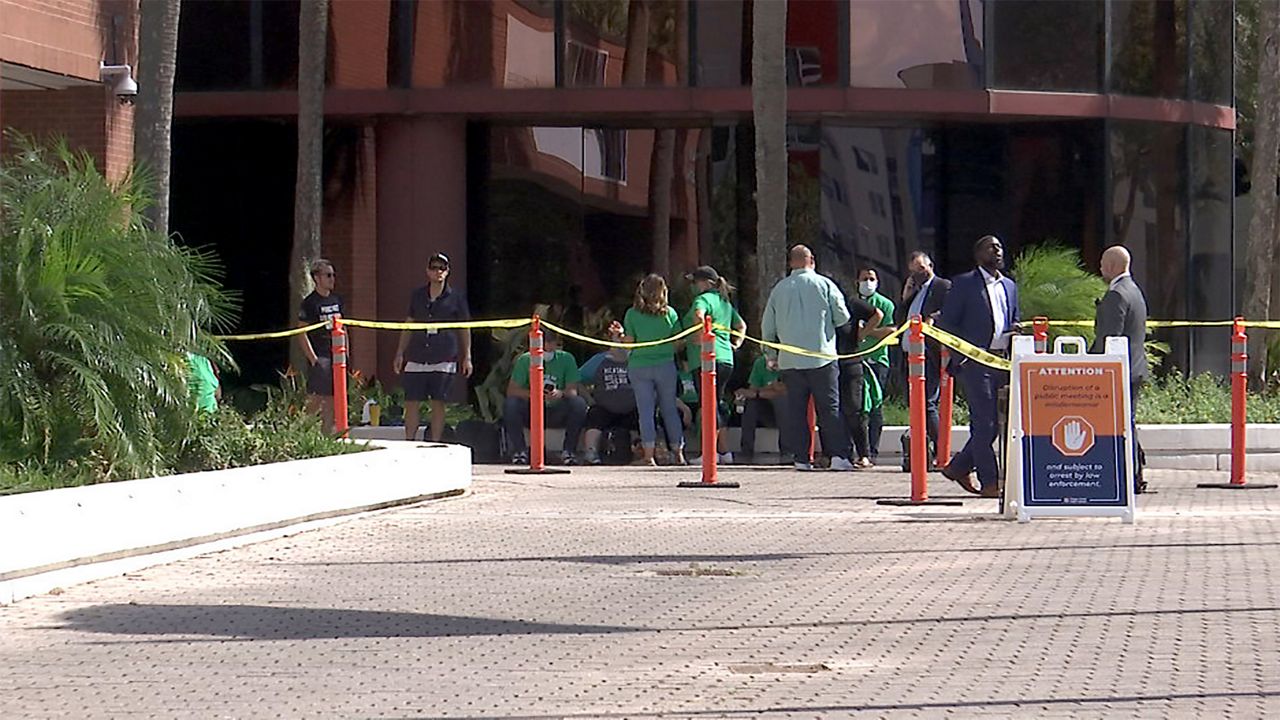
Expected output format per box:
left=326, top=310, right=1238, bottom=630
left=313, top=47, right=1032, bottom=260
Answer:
left=728, top=322, right=908, bottom=362
left=1021, top=319, right=1280, bottom=330
left=216, top=322, right=327, bottom=341
left=541, top=320, right=702, bottom=349
left=341, top=318, right=532, bottom=331
left=920, top=324, right=1012, bottom=371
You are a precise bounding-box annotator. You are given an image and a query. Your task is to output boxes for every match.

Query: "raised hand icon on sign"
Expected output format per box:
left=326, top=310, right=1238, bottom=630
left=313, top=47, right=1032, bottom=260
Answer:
left=1063, top=421, right=1087, bottom=452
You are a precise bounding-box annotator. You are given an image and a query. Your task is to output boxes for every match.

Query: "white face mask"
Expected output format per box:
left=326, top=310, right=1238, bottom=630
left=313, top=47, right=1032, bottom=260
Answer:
left=858, top=279, right=878, bottom=297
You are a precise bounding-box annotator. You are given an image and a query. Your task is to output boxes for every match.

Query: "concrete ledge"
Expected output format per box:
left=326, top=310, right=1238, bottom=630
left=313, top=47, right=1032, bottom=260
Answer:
left=0, top=442, right=470, bottom=604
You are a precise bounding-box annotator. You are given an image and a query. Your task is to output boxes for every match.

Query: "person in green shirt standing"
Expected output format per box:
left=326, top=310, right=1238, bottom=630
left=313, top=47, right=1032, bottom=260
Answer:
left=683, top=266, right=746, bottom=463
left=504, top=328, right=588, bottom=465
left=848, top=267, right=897, bottom=467
left=623, top=274, right=686, bottom=466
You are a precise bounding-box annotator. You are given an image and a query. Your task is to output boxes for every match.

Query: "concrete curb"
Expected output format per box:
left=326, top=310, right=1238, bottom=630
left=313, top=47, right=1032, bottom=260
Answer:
left=0, top=442, right=470, bottom=604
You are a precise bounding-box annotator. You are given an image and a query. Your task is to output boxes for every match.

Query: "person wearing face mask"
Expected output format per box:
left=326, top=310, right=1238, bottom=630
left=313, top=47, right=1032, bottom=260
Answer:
left=897, top=251, right=952, bottom=461
left=844, top=267, right=896, bottom=467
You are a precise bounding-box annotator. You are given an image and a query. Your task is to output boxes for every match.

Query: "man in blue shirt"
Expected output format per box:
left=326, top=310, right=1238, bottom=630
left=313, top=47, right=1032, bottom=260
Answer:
left=762, top=245, right=875, bottom=471
left=897, top=251, right=952, bottom=462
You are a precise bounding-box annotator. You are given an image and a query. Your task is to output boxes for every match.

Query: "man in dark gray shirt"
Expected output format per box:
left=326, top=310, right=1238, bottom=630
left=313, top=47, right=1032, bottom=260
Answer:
left=579, top=326, right=638, bottom=465
left=1092, top=245, right=1149, bottom=494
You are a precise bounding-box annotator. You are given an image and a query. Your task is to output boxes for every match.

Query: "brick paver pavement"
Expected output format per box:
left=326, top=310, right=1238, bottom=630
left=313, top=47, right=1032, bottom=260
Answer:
left=3, top=465, right=1280, bottom=719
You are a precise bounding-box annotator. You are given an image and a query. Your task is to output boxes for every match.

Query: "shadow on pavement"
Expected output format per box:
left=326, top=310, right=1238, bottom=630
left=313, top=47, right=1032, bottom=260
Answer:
left=53, top=604, right=639, bottom=640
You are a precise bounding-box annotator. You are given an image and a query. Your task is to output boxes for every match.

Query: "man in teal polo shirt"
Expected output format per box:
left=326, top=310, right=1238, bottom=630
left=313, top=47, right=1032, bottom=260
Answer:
left=504, top=329, right=588, bottom=465
left=848, top=267, right=897, bottom=467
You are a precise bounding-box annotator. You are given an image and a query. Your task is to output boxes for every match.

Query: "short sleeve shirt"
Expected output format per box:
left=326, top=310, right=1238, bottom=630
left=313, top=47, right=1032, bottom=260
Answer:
left=747, top=355, right=780, bottom=389
left=511, top=350, right=581, bottom=392
left=623, top=307, right=681, bottom=368
left=405, top=285, right=471, bottom=364
left=684, top=291, right=743, bottom=368
left=856, top=292, right=896, bottom=367
left=187, top=353, right=219, bottom=413
left=298, top=291, right=344, bottom=357
left=835, top=295, right=877, bottom=358
left=588, top=353, right=636, bottom=414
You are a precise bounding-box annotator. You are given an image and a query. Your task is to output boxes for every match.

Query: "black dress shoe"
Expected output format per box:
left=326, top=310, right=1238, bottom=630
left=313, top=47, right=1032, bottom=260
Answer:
left=941, top=464, right=980, bottom=495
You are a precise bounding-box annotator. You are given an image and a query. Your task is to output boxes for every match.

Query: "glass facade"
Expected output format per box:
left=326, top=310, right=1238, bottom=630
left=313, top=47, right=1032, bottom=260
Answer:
left=849, top=0, right=984, bottom=89
left=990, top=0, right=1104, bottom=92
left=1110, top=0, right=1188, bottom=98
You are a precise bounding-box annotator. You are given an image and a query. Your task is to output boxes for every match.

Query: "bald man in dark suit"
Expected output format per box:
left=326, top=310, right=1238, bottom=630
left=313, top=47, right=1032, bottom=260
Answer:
left=1092, top=245, right=1149, bottom=494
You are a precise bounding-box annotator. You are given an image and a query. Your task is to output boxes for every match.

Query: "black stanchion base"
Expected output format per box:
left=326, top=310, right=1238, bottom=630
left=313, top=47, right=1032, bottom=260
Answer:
left=677, top=481, right=741, bottom=489
left=1196, top=482, right=1278, bottom=490
left=505, top=467, right=571, bottom=475
left=876, top=498, right=965, bottom=506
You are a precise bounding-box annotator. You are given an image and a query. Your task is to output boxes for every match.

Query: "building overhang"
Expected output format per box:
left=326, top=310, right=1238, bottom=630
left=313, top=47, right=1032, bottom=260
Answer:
left=174, top=87, right=1235, bottom=131
left=1, top=62, right=99, bottom=91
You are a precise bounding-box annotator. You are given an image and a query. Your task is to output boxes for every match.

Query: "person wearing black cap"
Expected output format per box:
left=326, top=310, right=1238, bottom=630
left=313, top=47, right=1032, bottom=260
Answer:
left=394, top=253, right=472, bottom=442
left=683, top=265, right=747, bottom=463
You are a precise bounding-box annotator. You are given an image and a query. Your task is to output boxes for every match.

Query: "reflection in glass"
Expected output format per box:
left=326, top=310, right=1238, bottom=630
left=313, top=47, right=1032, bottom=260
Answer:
left=787, top=0, right=841, bottom=86
left=991, top=0, right=1103, bottom=92
left=1190, top=0, right=1232, bottom=104
left=694, top=0, right=746, bottom=85
left=407, top=0, right=555, bottom=87
left=1111, top=0, right=1187, bottom=98
left=1188, top=125, right=1233, bottom=374
left=564, top=0, right=685, bottom=86
left=1110, top=121, right=1188, bottom=368
left=849, top=0, right=984, bottom=89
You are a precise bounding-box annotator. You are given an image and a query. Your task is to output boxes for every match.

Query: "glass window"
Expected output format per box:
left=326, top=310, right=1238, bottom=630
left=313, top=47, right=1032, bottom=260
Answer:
left=849, top=0, right=984, bottom=89
left=1109, top=121, right=1188, bottom=368
left=177, top=0, right=252, bottom=91
left=788, top=0, right=842, bottom=86
left=991, top=0, right=1103, bottom=92
left=1188, top=125, right=1233, bottom=374
left=1190, top=0, right=1232, bottom=104
left=693, top=0, right=746, bottom=85
left=1111, top=0, right=1188, bottom=98
left=563, top=0, right=686, bottom=86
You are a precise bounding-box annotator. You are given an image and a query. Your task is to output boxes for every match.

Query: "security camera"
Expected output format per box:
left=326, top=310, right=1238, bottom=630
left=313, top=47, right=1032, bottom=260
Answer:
left=100, top=63, right=137, bottom=104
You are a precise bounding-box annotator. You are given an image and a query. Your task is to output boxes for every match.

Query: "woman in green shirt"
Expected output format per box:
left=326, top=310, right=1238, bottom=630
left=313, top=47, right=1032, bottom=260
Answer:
left=623, top=274, right=686, bottom=466
left=684, top=266, right=746, bottom=462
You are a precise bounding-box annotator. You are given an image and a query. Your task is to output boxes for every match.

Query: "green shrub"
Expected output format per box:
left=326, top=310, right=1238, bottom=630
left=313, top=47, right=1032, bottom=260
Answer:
left=0, top=138, right=236, bottom=480
left=1139, top=373, right=1280, bottom=424
left=1012, top=243, right=1106, bottom=345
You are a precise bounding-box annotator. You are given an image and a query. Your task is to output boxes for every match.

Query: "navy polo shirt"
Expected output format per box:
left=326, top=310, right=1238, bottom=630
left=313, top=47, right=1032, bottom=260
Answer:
left=406, top=285, right=471, bottom=364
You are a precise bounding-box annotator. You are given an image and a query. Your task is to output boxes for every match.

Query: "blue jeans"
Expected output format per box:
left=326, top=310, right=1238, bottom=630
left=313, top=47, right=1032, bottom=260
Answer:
left=629, top=362, right=684, bottom=449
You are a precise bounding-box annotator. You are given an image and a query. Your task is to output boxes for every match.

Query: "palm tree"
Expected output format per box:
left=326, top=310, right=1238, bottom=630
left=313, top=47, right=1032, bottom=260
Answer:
left=751, top=0, right=787, bottom=314
left=1243, top=0, right=1280, bottom=385
left=290, top=0, right=329, bottom=370
left=134, top=0, right=182, bottom=236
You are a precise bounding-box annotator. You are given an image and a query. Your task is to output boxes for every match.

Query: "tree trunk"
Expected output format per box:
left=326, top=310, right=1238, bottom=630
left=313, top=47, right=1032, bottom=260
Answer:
left=695, top=128, right=714, bottom=266
left=751, top=0, right=787, bottom=317
left=134, top=0, right=182, bottom=235
left=621, top=0, right=650, bottom=86
left=648, top=129, right=675, bottom=277
left=1243, top=0, right=1280, bottom=387
left=291, top=0, right=329, bottom=371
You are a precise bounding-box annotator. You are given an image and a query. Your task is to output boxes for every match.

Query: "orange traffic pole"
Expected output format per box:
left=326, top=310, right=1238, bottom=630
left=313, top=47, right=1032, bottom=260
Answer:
left=1198, top=317, right=1275, bottom=490
left=679, top=314, right=739, bottom=488
left=1033, top=316, right=1049, bottom=354
left=331, top=316, right=349, bottom=437
left=878, top=316, right=961, bottom=506
left=936, top=348, right=953, bottom=468
left=1232, top=317, right=1247, bottom=485
left=700, top=315, right=718, bottom=484
left=528, top=315, right=546, bottom=472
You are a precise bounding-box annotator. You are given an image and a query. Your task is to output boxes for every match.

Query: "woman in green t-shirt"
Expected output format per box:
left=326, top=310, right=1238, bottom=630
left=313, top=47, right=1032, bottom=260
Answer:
left=684, top=266, right=746, bottom=462
left=622, top=274, right=686, bottom=466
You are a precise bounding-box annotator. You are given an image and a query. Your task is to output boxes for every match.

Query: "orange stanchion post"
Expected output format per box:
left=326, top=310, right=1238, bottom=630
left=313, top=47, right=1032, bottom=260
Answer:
left=1033, top=316, right=1049, bottom=354
left=681, top=314, right=739, bottom=488
left=331, top=316, right=349, bottom=437
left=879, top=316, right=961, bottom=506
left=1199, top=317, right=1276, bottom=490
left=507, top=315, right=569, bottom=476
left=936, top=348, right=953, bottom=468
left=807, top=398, right=817, bottom=465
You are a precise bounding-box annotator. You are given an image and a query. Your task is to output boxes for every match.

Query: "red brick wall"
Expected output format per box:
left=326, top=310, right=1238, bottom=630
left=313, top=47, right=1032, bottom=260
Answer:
left=330, top=0, right=390, bottom=89
left=0, top=85, right=134, bottom=182
left=0, top=0, right=110, bottom=80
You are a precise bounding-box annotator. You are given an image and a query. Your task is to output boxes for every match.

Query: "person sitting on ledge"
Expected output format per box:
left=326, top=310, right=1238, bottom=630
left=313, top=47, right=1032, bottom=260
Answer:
left=503, top=328, right=588, bottom=466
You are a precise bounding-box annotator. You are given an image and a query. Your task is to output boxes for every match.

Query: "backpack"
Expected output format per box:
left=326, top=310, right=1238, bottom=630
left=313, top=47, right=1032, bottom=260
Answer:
left=454, top=419, right=504, bottom=464
left=603, top=426, right=633, bottom=466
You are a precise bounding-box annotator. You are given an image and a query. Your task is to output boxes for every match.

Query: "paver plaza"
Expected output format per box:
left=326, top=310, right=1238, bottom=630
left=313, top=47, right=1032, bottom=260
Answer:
left=3, top=464, right=1279, bottom=718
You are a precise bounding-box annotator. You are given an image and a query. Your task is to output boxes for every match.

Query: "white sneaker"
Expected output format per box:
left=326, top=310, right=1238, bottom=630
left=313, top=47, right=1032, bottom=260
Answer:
left=794, top=461, right=815, bottom=471
left=829, top=456, right=856, bottom=471
left=718, top=452, right=735, bottom=465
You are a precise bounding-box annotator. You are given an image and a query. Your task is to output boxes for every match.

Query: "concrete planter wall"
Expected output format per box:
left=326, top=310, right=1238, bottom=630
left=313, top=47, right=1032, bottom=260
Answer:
left=0, top=443, right=470, bottom=604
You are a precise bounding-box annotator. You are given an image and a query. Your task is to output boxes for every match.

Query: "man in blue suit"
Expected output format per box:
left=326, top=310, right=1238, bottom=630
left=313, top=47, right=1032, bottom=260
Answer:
left=938, top=235, right=1019, bottom=498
